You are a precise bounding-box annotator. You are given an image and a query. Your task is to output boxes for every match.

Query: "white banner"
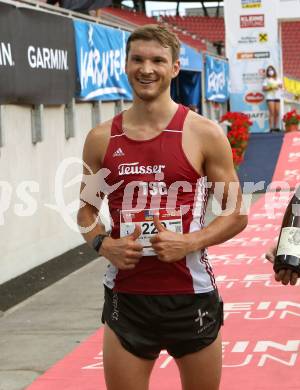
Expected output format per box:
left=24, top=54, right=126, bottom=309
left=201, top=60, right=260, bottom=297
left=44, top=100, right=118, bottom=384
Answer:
left=277, top=0, right=300, bottom=19
left=224, top=0, right=281, bottom=132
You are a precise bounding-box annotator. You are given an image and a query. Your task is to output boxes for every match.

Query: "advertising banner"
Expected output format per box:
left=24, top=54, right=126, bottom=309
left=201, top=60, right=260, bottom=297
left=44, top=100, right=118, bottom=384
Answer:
left=16, top=8, right=76, bottom=105
left=0, top=3, right=18, bottom=104
left=284, top=76, right=300, bottom=97
left=277, top=0, right=300, bottom=19
left=205, top=54, right=229, bottom=103
left=224, top=0, right=280, bottom=132
left=179, top=43, right=202, bottom=72
left=0, top=5, right=76, bottom=104
left=74, top=21, right=132, bottom=101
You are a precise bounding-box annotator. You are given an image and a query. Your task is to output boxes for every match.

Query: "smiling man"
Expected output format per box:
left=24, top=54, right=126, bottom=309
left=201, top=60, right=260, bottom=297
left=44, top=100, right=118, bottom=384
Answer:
left=77, top=24, right=247, bottom=390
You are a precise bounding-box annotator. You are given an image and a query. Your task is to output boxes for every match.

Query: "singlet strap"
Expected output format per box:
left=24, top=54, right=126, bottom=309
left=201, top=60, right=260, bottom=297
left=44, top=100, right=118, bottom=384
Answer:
left=110, top=104, right=189, bottom=136
left=110, top=112, right=124, bottom=137
left=166, top=104, right=190, bottom=132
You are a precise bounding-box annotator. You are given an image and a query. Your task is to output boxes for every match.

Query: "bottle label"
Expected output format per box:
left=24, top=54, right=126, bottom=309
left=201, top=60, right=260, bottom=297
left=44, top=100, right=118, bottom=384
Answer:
left=277, top=227, right=300, bottom=258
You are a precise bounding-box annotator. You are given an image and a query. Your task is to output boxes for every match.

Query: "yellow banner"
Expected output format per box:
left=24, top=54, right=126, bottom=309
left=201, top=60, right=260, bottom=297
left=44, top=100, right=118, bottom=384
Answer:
left=284, top=76, right=300, bottom=96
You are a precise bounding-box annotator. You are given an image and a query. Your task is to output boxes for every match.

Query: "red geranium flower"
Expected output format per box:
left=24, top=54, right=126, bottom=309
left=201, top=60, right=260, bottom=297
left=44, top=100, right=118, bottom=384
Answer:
left=220, top=111, right=252, bottom=168
left=282, top=109, right=300, bottom=126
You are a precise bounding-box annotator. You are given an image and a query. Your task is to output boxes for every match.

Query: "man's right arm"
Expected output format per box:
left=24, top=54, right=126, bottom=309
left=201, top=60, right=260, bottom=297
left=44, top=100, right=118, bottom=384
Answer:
left=77, top=124, right=109, bottom=244
left=77, top=123, right=143, bottom=270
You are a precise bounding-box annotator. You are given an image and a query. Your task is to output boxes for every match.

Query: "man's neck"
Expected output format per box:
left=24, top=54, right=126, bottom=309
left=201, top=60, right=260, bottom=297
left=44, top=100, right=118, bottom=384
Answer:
left=128, top=96, right=178, bottom=129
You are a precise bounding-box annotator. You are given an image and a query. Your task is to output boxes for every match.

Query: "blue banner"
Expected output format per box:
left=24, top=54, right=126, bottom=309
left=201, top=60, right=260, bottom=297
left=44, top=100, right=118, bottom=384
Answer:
left=73, top=21, right=132, bottom=101
left=180, top=43, right=202, bottom=72
left=205, top=55, right=229, bottom=103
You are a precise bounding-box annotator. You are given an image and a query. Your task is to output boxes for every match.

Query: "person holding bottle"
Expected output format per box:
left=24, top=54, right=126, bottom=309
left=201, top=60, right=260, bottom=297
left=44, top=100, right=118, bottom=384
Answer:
left=266, top=186, right=300, bottom=285
left=262, top=65, right=282, bottom=132
left=265, top=246, right=298, bottom=285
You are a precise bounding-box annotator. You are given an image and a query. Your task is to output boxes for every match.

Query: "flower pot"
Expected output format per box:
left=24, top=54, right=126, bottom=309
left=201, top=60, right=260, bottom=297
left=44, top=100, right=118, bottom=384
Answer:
left=285, top=123, right=299, bottom=132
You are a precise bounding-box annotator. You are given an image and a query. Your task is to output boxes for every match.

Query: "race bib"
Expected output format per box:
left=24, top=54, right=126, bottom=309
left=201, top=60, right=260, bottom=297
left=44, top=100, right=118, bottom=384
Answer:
left=120, top=208, right=183, bottom=256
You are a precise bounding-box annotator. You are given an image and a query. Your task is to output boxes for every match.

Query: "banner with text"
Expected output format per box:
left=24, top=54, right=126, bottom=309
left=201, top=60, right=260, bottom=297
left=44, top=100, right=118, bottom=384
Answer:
left=0, top=4, right=76, bottom=104
left=179, top=43, right=203, bottom=72
left=284, top=76, right=300, bottom=97
left=74, top=21, right=132, bottom=101
left=0, top=3, right=17, bottom=104
left=205, top=55, right=229, bottom=103
left=224, top=0, right=280, bottom=132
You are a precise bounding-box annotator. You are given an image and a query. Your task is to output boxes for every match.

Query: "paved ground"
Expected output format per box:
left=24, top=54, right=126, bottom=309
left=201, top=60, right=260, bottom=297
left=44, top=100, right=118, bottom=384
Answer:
left=0, top=193, right=264, bottom=390
left=0, top=258, right=108, bottom=390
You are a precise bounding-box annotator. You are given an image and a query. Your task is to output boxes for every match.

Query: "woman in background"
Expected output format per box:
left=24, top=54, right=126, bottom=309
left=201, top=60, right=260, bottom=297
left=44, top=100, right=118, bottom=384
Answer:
left=262, top=65, right=282, bottom=132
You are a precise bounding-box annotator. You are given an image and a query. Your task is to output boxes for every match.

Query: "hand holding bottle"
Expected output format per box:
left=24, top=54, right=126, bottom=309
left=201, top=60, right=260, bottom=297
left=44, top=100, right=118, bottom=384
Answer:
left=265, top=245, right=298, bottom=285
left=266, top=187, right=300, bottom=285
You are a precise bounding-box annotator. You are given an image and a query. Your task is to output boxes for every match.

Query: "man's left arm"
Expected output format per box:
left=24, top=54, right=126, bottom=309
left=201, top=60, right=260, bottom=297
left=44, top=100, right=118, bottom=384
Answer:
left=187, top=122, right=248, bottom=252
left=150, top=121, right=248, bottom=262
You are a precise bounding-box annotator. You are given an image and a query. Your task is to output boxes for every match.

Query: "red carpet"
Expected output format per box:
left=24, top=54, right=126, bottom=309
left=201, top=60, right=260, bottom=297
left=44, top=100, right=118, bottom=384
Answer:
left=27, top=132, right=300, bottom=390
left=271, top=132, right=300, bottom=188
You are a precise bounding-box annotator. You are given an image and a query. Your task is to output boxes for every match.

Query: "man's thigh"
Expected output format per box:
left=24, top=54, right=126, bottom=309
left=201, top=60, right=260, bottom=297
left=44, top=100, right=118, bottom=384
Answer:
left=175, top=331, right=222, bottom=390
left=103, top=324, right=156, bottom=390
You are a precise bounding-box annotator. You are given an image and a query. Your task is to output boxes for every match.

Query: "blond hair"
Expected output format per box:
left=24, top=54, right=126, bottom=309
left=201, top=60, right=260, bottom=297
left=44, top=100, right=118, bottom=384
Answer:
left=126, top=24, right=180, bottom=63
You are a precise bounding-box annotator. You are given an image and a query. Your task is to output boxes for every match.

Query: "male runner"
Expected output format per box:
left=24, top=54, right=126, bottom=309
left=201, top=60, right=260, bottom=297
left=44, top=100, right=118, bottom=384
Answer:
left=77, top=25, right=247, bottom=390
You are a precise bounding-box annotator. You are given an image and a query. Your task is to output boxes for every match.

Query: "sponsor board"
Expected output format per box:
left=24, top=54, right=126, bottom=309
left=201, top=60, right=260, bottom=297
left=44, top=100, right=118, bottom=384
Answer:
left=0, top=3, right=76, bottom=104
left=0, top=42, right=14, bottom=67
left=74, top=21, right=132, bottom=101
left=244, top=91, right=265, bottom=104
left=259, top=32, right=268, bottom=42
left=238, top=36, right=258, bottom=44
left=246, top=110, right=269, bottom=121
left=242, top=70, right=265, bottom=84
left=237, top=51, right=270, bottom=59
left=240, top=14, right=265, bottom=28
left=225, top=0, right=281, bottom=132
left=27, top=46, right=68, bottom=70
left=205, top=54, right=229, bottom=102
left=241, top=0, right=262, bottom=8
left=238, top=33, right=268, bottom=44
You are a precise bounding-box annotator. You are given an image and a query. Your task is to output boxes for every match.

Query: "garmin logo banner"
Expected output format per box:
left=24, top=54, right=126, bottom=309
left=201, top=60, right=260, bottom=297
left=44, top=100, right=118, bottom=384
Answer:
left=27, top=46, right=68, bottom=70
left=0, top=3, right=17, bottom=103
left=0, top=42, right=14, bottom=67
left=0, top=3, right=76, bottom=104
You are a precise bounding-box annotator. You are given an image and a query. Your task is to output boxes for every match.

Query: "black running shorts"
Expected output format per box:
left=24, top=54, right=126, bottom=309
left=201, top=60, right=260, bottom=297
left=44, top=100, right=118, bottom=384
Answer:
left=101, top=285, right=224, bottom=360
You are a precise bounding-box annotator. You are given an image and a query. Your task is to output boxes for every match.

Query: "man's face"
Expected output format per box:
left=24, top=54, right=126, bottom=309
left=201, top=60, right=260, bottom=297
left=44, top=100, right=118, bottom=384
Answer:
left=126, top=39, right=180, bottom=102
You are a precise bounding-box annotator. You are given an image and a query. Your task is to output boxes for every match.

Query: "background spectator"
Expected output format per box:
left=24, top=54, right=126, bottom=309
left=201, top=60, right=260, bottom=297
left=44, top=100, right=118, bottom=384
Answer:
left=46, top=0, right=112, bottom=14
left=262, top=65, right=283, bottom=132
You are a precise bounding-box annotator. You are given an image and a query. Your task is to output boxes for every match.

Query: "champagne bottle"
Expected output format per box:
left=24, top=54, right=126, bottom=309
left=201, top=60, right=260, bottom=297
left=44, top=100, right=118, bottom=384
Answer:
left=274, top=187, right=300, bottom=274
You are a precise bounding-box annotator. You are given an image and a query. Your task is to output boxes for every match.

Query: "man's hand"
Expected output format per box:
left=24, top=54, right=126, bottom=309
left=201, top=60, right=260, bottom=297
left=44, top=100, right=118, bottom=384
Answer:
left=265, top=245, right=298, bottom=286
left=150, top=216, right=190, bottom=262
left=100, top=225, right=143, bottom=270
